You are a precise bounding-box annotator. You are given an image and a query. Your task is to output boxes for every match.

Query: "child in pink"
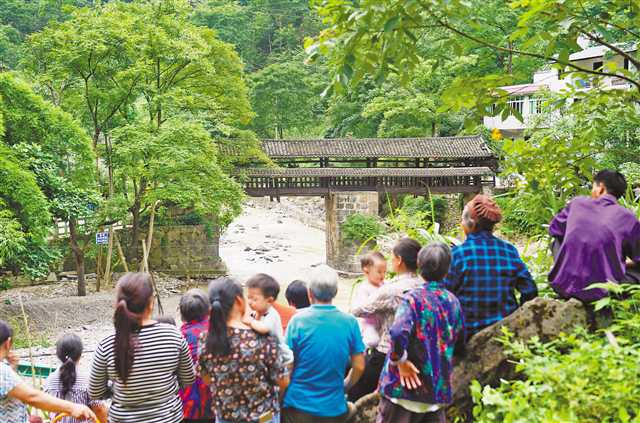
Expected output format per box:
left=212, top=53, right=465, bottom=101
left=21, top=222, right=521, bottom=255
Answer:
left=351, top=252, right=387, bottom=348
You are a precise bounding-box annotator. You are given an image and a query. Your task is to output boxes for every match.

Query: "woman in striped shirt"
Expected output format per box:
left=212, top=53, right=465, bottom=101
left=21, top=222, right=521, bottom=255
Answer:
left=90, top=273, right=195, bottom=422
left=45, top=333, right=107, bottom=423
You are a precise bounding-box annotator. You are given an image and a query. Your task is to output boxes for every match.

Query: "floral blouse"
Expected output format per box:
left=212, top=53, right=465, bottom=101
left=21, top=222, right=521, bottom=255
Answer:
left=198, top=328, right=288, bottom=422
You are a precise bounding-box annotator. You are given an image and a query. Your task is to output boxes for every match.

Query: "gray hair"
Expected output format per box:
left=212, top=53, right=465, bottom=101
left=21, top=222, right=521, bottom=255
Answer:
left=417, top=242, right=452, bottom=282
left=461, top=205, right=475, bottom=230
left=308, top=265, right=339, bottom=303
left=179, top=288, right=210, bottom=322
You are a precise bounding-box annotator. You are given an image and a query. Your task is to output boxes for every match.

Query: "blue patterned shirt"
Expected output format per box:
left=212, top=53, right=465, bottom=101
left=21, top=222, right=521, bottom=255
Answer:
left=1, top=361, right=27, bottom=423
left=378, top=282, right=464, bottom=405
left=444, top=231, right=537, bottom=338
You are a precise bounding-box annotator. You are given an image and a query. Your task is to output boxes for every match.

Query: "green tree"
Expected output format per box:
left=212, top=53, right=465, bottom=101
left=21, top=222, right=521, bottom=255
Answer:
left=250, top=61, right=316, bottom=138
left=0, top=72, right=96, bottom=294
left=308, top=0, right=639, bottom=120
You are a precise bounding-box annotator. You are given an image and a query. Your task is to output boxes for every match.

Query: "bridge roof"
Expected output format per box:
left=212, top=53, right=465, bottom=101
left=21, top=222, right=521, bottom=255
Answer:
left=259, top=136, right=493, bottom=159
left=245, top=166, right=492, bottom=178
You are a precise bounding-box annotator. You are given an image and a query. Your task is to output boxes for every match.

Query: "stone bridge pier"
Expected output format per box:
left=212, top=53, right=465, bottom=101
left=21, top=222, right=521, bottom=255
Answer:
left=325, top=192, right=379, bottom=273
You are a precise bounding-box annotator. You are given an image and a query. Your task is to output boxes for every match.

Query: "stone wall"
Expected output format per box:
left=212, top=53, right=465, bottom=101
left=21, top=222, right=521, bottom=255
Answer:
left=61, top=225, right=226, bottom=278
left=326, top=192, right=379, bottom=273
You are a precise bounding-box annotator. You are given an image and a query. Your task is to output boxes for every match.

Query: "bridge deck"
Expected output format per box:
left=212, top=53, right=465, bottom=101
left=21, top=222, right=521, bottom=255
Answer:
left=242, top=166, right=493, bottom=197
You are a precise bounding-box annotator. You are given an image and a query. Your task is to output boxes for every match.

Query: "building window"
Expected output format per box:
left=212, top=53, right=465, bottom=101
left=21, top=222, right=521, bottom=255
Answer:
left=507, top=96, right=524, bottom=116
left=593, top=61, right=603, bottom=71
left=529, top=97, right=542, bottom=114
left=624, top=58, right=630, bottom=70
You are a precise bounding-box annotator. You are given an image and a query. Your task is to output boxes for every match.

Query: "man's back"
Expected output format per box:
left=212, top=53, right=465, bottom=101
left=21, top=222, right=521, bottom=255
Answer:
left=284, top=304, right=365, bottom=417
left=549, top=194, right=640, bottom=301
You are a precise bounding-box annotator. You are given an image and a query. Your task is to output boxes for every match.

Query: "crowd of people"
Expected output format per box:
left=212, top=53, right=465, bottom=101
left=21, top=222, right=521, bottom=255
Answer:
left=1, top=169, right=638, bottom=423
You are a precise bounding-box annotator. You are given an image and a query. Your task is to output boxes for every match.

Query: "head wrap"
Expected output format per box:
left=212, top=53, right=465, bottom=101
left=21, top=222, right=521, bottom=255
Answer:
left=467, top=194, right=502, bottom=223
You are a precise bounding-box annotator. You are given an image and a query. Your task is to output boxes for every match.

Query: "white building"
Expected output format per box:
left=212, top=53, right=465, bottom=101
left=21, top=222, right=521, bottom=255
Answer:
left=484, top=45, right=636, bottom=138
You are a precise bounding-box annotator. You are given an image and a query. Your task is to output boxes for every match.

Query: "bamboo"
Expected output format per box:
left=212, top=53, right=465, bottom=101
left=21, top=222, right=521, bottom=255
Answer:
left=114, top=231, right=129, bottom=274
left=18, top=294, right=36, bottom=387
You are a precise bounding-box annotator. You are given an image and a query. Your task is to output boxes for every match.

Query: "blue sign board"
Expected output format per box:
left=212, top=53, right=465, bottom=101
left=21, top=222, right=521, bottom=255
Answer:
left=96, top=231, right=109, bottom=245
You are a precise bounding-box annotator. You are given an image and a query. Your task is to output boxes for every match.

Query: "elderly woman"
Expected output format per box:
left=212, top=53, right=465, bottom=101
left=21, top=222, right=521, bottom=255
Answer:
left=283, top=265, right=365, bottom=423
left=444, top=194, right=537, bottom=339
left=0, top=320, right=97, bottom=423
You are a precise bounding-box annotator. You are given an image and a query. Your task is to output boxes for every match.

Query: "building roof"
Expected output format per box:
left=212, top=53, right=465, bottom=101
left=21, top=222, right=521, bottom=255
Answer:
left=244, top=166, right=493, bottom=178
left=500, top=83, right=548, bottom=96
left=569, top=44, right=637, bottom=61
left=259, top=136, right=493, bottom=159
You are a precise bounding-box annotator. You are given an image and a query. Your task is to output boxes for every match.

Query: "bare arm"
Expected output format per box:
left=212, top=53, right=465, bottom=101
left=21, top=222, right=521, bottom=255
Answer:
left=91, top=402, right=108, bottom=423
left=344, top=353, right=365, bottom=391
left=9, top=384, right=97, bottom=421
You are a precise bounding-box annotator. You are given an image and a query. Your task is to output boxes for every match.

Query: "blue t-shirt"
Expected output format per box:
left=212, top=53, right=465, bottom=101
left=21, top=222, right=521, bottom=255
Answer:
left=284, top=304, right=365, bottom=417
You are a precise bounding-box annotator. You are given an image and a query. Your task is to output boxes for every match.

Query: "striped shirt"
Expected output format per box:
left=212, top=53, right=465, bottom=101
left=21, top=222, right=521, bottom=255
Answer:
left=90, top=323, right=196, bottom=423
left=45, top=369, right=102, bottom=423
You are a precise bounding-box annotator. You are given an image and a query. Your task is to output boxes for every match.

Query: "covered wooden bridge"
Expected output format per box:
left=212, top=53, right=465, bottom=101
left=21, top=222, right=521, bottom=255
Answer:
left=228, top=135, right=496, bottom=272
left=237, top=135, right=497, bottom=198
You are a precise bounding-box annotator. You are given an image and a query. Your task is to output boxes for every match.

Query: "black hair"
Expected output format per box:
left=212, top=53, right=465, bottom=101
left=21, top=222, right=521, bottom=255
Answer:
left=55, top=333, right=83, bottom=398
left=0, top=320, right=12, bottom=346
left=360, top=251, right=386, bottom=270
left=285, top=280, right=311, bottom=309
left=594, top=169, right=627, bottom=199
left=417, top=242, right=452, bottom=282
left=392, top=237, right=422, bottom=272
left=205, top=277, right=243, bottom=356
left=179, top=288, right=210, bottom=323
left=245, top=273, right=280, bottom=300
left=155, top=316, right=177, bottom=326
left=114, top=272, right=154, bottom=383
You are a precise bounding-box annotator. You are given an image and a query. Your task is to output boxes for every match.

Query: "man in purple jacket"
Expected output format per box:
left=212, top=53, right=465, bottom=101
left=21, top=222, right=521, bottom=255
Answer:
left=549, top=170, right=640, bottom=302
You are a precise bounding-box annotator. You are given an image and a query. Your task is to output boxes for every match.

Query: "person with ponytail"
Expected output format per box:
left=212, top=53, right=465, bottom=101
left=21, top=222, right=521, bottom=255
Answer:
left=90, top=273, right=195, bottom=422
left=0, top=320, right=97, bottom=422
left=44, top=334, right=107, bottom=423
left=444, top=194, right=537, bottom=339
left=198, top=277, right=290, bottom=423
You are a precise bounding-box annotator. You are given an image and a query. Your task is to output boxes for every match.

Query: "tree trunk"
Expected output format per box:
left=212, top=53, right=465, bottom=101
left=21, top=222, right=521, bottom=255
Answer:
left=128, top=205, right=141, bottom=267
left=68, top=218, right=87, bottom=297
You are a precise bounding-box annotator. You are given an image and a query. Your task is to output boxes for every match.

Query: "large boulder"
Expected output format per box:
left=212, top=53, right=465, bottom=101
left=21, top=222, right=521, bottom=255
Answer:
left=349, top=297, right=588, bottom=422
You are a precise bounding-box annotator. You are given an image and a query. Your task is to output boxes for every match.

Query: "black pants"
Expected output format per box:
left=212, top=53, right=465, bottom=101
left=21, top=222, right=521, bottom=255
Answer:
left=282, top=408, right=348, bottom=423
left=376, top=397, right=446, bottom=423
left=347, top=348, right=386, bottom=402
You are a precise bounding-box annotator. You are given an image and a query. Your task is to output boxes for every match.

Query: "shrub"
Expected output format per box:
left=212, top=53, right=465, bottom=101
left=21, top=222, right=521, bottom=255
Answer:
left=341, top=213, right=385, bottom=243
left=472, top=284, right=640, bottom=422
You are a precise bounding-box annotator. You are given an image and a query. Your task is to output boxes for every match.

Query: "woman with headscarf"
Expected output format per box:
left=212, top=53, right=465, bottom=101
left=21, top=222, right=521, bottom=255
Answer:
left=444, top=194, right=537, bottom=340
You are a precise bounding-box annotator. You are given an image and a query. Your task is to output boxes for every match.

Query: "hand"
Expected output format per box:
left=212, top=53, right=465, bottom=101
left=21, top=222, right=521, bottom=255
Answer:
left=398, top=360, right=421, bottom=390
left=7, top=351, right=19, bottom=370
left=69, top=404, right=98, bottom=422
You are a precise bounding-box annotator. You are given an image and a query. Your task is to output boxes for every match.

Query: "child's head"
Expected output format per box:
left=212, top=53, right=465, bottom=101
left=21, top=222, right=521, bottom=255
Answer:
left=417, top=242, right=451, bottom=282
left=56, top=333, right=83, bottom=397
left=360, top=252, right=387, bottom=287
left=0, top=320, right=13, bottom=354
left=155, top=315, right=177, bottom=326
left=246, top=273, right=281, bottom=315
left=285, top=280, right=310, bottom=309
left=391, top=237, right=421, bottom=274
left=179, top=288, right=210, bottom=323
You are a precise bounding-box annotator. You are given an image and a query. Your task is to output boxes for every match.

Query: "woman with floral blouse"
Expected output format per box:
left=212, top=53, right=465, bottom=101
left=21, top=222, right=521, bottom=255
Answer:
left=198, top=277, right=290, bottom=423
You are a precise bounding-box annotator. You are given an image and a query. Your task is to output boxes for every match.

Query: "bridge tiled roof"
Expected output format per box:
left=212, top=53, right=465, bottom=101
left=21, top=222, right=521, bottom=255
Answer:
left=259, top=136, right=493, bottom=159
left=244, top=166, right=493, bottom=178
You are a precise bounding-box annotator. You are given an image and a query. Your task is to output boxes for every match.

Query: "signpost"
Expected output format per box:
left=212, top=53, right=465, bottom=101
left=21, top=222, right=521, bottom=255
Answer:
left=96, top=231, right=109, bottom=245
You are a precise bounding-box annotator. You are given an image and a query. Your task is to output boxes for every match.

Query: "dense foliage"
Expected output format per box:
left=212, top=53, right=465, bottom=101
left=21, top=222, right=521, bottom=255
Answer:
left=340, top=213, right=386, bottom=244
left=472, top=284, right=640, bottom=422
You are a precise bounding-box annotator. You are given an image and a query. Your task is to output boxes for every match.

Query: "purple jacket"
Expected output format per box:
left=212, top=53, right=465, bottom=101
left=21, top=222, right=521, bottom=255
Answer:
left=549, top=194, right=640, bottom=302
